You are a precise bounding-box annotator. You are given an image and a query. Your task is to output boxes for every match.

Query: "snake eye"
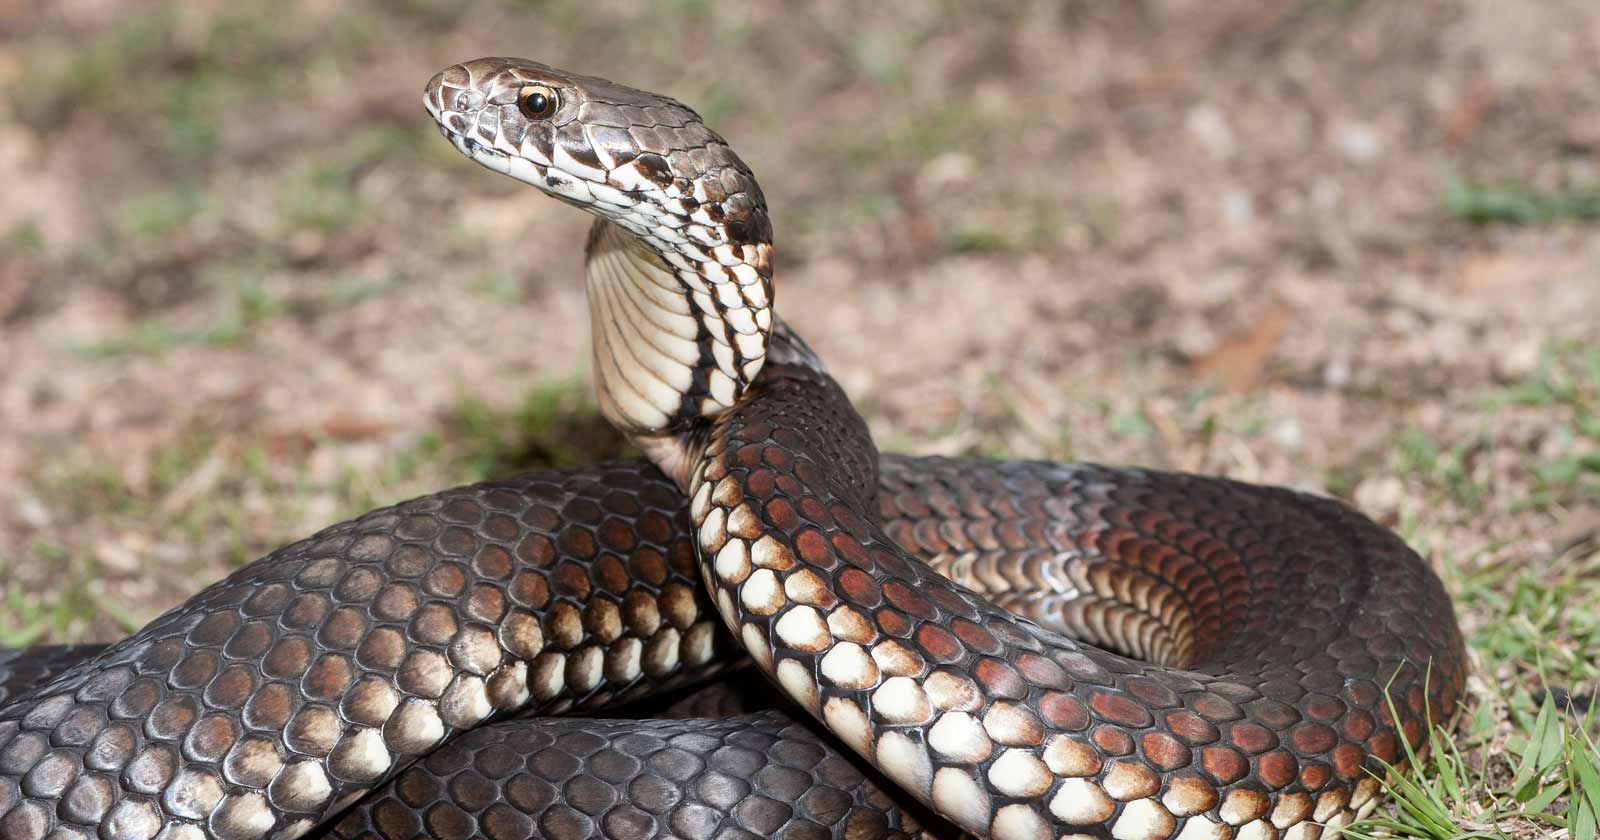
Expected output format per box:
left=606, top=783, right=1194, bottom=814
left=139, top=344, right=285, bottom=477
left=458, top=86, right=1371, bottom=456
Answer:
left=517, top=85, right=559, bottom=120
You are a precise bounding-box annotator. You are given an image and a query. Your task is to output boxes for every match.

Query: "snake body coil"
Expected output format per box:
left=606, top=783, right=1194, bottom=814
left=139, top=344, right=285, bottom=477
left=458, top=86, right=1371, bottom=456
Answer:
left=0, top=58, right=1464, bottom=840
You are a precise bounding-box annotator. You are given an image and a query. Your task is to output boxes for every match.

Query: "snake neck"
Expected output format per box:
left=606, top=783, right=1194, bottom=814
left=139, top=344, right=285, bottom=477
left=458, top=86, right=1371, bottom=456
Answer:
left=584, top=218, right=779, bottom=489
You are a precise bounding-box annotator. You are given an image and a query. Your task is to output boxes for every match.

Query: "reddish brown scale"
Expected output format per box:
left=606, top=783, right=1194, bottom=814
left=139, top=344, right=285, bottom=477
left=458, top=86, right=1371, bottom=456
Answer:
left=973, top=660, right=1026, bottom=699
left=1091, top=691, right=1154, bottom=729
left=1093, top=726, right=1136, bottom=756
left=878, top=610, right=914, bottom=639
left=1333, top=743, right=1367, bottom=779
left=1039, top=693, right=1091, bottom=730
left=913, top=625, right=963, bottom=664
left=831, top=533, right=871, bottom=569
left=836, top=569, right=881, bottom=607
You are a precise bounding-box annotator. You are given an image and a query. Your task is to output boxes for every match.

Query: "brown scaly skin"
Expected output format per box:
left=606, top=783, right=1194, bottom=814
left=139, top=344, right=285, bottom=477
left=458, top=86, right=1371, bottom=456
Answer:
left=686, top=352, right=1464, bottom=839
left=1, top=656, right=944, bottom=840
left=0, top=449, right=1466, bottom=839
left=318, top=711, right=950, bottom=840
left=0, top=455, right=1186, bottom=840
left=0, top=464, right=740, bottom=840
left=0, top=454, right=1234, bottom=840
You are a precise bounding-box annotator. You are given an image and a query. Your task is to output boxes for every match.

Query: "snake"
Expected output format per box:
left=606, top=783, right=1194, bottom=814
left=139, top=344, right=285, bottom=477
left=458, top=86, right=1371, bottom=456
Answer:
left=0, top=58, right=1466, bottom=840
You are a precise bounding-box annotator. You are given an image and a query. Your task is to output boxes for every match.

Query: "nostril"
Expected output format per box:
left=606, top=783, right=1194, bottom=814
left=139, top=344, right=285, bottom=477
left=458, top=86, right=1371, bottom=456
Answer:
left=424, top=71, right=445, bottom=96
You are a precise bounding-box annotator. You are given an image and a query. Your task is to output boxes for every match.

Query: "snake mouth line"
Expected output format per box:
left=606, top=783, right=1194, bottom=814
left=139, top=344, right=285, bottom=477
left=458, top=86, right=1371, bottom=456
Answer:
left=433, top=123, right=504, bottom=159
left=457, top=133, right=500, bottom=158
left=437, top=124, right=516, bottom=178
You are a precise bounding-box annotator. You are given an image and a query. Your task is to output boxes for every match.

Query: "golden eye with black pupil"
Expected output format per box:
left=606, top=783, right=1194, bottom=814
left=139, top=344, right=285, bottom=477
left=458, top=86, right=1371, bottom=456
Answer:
left=517, top=85, right=559, bottom=120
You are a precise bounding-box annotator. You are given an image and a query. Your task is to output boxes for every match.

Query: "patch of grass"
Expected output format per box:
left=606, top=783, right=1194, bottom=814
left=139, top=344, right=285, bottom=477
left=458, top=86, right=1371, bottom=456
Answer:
left=1488, top=341, right=1600, bottom=508
left=109, top=186, right=213, bottom=244
left=67, top=320, right=239, bottom=359
left=467, top=273, right=528, bottom=305
left=277, top=162, right=372, bottom=236
left=941, top=193, right=1101, bottom=255
left=444, top=376, right=633, bottom=480
left=691, top=82, right=748, bottom=129
left=1442, top=171, right=1600, bottom=227
left=944, top=227, right=1011, bottom=255
left=1378, top=342, right=1599, bottom=514
left=2, top=371, right=640, bottom=642
left=68, top=251, right=285, bottom=357
left=10, top=8, right=180, bottom=134
left=322, top=270, right=409, bottom=307
left=0, top=544, right=141, bottom=646
left=841, top=96, right=1006, bottom=172
left=3, top=220, right=46, bottom=256
left=1393, top=426, right=1494, bottom=511
left=777, top=190, right=900, bottom=241
left=1342, top=685, right=1599, bottom=839
left=278, top=123, right=439, bottom=237
left=322, top=376, right=635, bottom=524
left=1298, top=0, right=1368, bottom=15
left=1464, top=554, right=1600, bottom=696
left=846, top=26, right=917, bottom=88
left=1342, top=342, right=1600, bottom=837
left=6, top=430, right=272, bottom=638
left=1108, top=405, right=1157, bottom=441
left=12, top=4, right=401, bottom=162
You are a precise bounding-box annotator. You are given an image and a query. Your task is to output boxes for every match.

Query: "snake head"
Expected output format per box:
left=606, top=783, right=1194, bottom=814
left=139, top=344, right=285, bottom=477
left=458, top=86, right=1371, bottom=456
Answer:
left=423, top=57, right=772, bottom=257
left=426, top=57, right=777, bottom=460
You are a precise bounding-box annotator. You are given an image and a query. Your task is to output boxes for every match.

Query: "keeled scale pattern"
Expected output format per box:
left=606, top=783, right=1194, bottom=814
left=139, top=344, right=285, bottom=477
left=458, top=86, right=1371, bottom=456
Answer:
left=691, top=362, right=1465, bottom=840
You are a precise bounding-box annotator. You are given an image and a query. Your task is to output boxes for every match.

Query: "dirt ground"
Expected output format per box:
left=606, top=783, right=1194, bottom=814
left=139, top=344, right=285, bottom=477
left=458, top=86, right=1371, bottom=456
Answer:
left=0, top=0, right=1596, bottom=753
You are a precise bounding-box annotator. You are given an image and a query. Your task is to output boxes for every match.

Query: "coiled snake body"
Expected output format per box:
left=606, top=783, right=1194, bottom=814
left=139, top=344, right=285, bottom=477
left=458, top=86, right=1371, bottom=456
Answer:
left=0, top=59, right=1464, bottom=840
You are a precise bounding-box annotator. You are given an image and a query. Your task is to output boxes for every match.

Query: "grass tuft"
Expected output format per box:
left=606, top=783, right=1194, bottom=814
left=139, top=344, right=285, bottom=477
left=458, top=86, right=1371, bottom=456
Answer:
left=1442, top=171, right=1600, bottom=227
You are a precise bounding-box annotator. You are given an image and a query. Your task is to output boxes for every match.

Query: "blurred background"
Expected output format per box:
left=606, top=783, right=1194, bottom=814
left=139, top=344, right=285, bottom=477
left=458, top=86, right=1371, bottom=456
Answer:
left=0, top=0, right=1596, bottom=796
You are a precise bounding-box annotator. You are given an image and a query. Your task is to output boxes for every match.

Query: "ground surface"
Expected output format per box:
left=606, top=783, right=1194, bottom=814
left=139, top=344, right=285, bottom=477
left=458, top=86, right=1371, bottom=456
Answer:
left=1, top=1, right=1596, bottom=836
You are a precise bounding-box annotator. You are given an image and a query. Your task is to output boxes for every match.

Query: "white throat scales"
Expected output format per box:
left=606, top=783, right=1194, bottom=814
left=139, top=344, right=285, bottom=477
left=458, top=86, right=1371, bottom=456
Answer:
left=583, top=219, right=770, bottom=452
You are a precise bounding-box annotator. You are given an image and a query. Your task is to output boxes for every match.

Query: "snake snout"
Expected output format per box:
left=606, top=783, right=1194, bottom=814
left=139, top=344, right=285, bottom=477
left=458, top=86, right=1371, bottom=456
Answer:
left=423, top=70, right=444, bottom=103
